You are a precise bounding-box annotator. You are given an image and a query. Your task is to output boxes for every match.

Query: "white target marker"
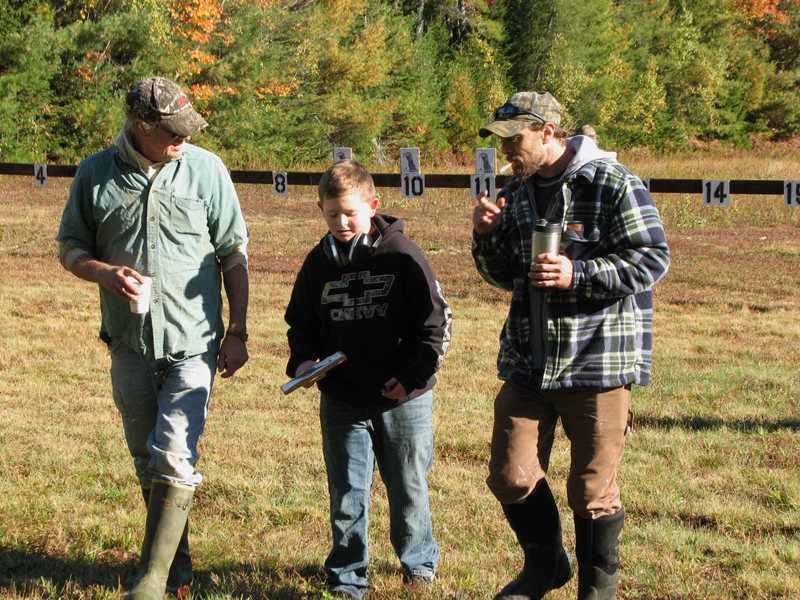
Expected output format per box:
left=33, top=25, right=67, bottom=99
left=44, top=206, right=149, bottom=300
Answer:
left=784, top=181, right=800, bottom=207
left=34, top=164, right=48, bottom=187
left=273, top=171, right=288, bottom=196
left=702, top=179, right=730, bottom=206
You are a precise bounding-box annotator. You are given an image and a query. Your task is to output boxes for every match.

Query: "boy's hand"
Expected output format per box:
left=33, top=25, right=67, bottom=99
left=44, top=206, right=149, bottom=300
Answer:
left=295, top=360, right=318, bottom=378
left=381, top=378, right=407, bottom=400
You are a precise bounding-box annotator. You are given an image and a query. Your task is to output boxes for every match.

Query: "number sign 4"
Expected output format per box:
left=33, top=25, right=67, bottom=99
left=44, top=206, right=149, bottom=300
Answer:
left=35, top=164, right=48, bottom=187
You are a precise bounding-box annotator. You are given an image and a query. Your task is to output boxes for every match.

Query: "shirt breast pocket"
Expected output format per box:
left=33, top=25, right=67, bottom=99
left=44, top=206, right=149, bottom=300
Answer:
left=171, top=196, right=208, bottom=235
left=563, top=221, right=605, bottom=261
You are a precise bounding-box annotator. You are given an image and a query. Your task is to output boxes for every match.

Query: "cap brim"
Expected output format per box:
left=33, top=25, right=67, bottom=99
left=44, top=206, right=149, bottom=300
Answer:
left=478, top=118, right=536, bottom=138
left=161, top=110, right=209, bottom=137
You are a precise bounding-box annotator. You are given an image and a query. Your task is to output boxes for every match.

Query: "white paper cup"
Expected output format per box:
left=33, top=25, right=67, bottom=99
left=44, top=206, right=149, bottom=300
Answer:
left=129, top=276, right=153, bottom=314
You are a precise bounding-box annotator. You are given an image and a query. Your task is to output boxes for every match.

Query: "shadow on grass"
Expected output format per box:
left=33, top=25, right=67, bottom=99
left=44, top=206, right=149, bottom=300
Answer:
left=675, top=513, right=800, bottom=537
left=0, top=545, right=326, bottom=599
left=635, top=414, right=800, bottom=432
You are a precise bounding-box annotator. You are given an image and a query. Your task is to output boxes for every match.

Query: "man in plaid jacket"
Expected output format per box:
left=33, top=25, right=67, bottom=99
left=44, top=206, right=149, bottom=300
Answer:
left=472, top=92, right=670, bottom=600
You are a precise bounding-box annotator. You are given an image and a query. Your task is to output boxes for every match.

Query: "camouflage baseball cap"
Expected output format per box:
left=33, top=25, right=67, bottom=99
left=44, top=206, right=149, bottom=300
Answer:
left=479, top=91, right=562, bottom=138
left=126, top=76, right=208, bottom=137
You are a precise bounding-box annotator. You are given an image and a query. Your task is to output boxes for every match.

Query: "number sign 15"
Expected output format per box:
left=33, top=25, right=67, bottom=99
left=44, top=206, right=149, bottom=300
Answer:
left=784, top=181, right=800, bottom=207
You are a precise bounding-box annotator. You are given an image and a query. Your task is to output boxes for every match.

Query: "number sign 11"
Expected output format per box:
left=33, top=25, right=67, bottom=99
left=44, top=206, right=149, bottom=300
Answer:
left=702, top=179, right=730, bottom=206
left=471, top=174, right=496, bottom=200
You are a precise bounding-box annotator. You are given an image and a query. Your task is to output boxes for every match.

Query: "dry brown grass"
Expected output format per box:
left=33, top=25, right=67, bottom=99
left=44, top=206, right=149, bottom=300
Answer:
left=0, top=164, right=798, bottom=599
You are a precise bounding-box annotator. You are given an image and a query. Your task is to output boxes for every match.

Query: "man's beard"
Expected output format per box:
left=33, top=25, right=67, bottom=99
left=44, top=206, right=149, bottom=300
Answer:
left=510, top=154, right=544, bottom=179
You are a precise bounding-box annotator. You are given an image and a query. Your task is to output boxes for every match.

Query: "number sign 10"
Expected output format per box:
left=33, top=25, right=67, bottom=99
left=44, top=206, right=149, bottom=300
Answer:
left=401, top=173, right=426, bottom=198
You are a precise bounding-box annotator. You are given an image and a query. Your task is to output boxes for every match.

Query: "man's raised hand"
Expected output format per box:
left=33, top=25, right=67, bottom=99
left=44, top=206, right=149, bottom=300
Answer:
left=472, top=189, right=506, bottom=235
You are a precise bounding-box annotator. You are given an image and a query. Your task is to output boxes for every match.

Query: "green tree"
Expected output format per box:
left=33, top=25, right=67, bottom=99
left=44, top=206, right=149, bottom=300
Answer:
left=0, top=13, right=62, bottom=161
left=501, top=0, right=556, bottom=91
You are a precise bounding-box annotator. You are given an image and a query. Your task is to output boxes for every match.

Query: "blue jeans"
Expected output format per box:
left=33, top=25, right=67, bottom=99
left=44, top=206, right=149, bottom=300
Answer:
left=320, top=391, right=439, bottom=594
left=109, top=343, right=217, bottom=487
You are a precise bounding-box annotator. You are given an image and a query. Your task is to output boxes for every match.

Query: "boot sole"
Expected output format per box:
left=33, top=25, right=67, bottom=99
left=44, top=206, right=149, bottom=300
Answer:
left=493, top=549, right=575, bottom=600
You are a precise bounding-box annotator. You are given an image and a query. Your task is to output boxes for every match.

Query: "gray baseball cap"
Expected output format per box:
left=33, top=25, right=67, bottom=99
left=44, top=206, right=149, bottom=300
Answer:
left=126, top=76, right=208, bottom=137
left=479, top=91, right=562, bottom=138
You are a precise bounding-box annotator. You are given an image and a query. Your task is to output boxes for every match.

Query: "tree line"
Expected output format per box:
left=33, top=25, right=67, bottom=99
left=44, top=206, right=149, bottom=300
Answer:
left=1, top=0, right=799, bottom=168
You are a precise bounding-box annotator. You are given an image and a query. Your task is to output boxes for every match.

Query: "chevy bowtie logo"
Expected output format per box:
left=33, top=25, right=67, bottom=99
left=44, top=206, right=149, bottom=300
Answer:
left=322, top=271, right=394, bottom=321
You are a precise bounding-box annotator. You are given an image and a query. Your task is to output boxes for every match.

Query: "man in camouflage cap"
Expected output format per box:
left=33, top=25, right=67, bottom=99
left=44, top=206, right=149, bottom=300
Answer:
left=126, top=76, right=209, bottom=138
left=472, top=92, right=671, bottom=600
left=479, top=91, right=563, bottom=139
left=57, top=76, right=250, bottom=600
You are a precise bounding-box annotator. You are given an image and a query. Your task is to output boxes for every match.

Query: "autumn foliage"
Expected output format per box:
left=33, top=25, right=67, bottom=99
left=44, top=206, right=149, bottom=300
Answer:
left=2, top=0, right=800, bottom=165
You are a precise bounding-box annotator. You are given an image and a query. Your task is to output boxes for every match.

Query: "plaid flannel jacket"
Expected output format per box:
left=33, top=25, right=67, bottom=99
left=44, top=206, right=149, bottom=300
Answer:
left=472, top=157, right=670, bottom=389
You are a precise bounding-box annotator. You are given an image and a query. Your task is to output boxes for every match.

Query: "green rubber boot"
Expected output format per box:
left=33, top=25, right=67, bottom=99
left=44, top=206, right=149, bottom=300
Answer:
left=141, top=485, right=193, bottom=596
left=127, top=481, right=195, bottom=600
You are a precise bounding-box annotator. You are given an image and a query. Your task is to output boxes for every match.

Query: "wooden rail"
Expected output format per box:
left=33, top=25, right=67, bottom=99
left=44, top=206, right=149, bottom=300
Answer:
left=0, top=162, right=789, bottom=195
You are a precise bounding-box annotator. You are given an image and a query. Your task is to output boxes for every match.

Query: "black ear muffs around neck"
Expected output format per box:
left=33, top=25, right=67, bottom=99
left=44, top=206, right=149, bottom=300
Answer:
left=322, top=231, right=374, bottom=267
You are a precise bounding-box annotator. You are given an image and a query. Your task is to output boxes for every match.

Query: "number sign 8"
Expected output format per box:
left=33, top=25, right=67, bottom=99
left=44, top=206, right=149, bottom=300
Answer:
left=273, top=171, right=288, bottom=196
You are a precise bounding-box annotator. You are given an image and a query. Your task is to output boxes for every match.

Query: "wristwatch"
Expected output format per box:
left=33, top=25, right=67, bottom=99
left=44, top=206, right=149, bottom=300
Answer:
left=226, top=329, right=249, bottom=342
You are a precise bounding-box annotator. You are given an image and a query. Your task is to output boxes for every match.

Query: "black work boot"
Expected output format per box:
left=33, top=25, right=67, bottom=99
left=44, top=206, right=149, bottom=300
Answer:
left=493, top=480, right=575, bottom=600
left=141, top=485, right=193, bottom=596
left=574, top=508, right=625, bottom=600
left=127, top=481, right=195, bottom=600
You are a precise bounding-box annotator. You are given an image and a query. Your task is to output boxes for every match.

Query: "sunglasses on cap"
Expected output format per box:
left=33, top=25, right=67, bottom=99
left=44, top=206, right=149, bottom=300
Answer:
left=493, top=103, right=546, bottom=123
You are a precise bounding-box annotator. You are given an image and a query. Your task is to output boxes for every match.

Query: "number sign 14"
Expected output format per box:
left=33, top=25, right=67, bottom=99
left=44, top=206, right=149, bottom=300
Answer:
left=702, top=179, right=730, bottom=206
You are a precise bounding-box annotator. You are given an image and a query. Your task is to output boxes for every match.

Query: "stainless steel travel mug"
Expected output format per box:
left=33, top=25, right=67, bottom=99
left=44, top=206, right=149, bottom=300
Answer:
left=532, top=219, right=561, bottom=258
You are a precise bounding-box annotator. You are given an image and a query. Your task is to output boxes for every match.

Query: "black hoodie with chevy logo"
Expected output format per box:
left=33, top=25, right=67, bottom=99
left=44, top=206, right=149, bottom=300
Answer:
left=285, top=214, right=452, bottom=408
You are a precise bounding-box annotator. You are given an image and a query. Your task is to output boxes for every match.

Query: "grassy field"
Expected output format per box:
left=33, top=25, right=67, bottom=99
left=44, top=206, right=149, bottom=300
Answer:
left=0, top=147, right=799, bottom=599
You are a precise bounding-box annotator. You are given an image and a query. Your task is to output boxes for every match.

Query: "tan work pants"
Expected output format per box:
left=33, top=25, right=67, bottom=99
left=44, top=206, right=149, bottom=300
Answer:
left=487, top=380, right=631, bottom=519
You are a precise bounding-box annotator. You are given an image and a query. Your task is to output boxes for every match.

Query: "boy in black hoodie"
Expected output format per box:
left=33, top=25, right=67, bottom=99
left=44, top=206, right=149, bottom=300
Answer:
left=285, top=160, right=452, bottom=599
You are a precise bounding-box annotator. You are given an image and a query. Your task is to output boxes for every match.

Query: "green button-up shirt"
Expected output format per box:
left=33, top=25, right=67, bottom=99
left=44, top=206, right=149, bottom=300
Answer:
left=57, top=143, right=249, bottom=359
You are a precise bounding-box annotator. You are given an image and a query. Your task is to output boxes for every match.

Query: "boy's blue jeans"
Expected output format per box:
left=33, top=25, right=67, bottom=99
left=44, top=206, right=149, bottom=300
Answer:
left=320, top=391, right=439, bottom=594
left=109, top=343, right=217, bottom=488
